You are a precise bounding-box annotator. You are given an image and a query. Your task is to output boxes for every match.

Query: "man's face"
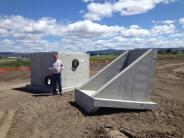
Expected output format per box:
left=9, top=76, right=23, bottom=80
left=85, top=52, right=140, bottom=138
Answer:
left=53, top=54, right=58, bottom=61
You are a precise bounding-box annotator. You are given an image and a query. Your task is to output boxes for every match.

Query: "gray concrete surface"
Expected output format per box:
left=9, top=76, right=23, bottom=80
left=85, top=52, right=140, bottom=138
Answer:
left=75, top=49, right=158, bottom=113
left=27, top=52, right=89, bottom=93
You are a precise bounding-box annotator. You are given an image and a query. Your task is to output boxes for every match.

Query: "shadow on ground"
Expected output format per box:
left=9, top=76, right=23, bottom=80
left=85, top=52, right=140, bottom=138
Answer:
left=13, top=87, right=53, bottom=97
left=12, top=87, right=148, bottom=115
left=69, top=101, right=147, bottom=116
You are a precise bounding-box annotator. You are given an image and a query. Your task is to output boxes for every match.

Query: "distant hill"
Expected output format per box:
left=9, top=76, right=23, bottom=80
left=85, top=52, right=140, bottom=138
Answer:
left=87, top=48, right=184, bottom=56
left=87, top=49, right=125, bottom=56
left=156, top=47, right=184, bottom=53
left=0, top=52, right=31, bottom=58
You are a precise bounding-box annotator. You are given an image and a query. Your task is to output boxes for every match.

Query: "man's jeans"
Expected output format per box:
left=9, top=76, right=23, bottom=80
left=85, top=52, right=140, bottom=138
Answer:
left=52, top=73, right=62, bottom=95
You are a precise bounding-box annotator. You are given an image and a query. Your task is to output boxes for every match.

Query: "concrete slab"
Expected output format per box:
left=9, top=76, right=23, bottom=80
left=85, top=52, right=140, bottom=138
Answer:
left=94, top=98, right=158, bottom=110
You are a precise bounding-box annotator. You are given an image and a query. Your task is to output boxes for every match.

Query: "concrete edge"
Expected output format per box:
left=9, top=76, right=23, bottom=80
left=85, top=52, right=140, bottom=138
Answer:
left=94, top=98, right=158, bottom=110
left=31, top=51, right=89, bottom=56
left=75, top=89, right=98, bottom=113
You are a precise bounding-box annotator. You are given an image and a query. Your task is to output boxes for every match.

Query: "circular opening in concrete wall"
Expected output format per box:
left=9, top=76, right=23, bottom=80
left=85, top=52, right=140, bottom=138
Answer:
left=72, top=59, right=79, bottom=71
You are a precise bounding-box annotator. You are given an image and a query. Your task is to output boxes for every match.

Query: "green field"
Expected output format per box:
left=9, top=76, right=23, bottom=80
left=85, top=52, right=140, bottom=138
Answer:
left=0, top=58, right=31, bottom=68
left=0, top=53, right=184, bottom=68
left=0, top=58, right=17, bottom=63
left=90, top=54, right=118, bottom=62
left=90, top=53, right=184, bottom=62
left=158, top=53, right=184, bottom=59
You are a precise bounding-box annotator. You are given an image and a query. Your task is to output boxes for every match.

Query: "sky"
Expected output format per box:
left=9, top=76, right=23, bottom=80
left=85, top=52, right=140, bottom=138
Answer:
left=0, top=0, right=184, bottom=52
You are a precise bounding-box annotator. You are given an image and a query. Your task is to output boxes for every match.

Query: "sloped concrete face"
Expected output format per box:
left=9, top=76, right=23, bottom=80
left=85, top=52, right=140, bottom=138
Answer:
left=27, top=52, right=89, bottom=92
left=75, top=49, right=158, bottom=113
left=80, top=51, right=129, bottom=91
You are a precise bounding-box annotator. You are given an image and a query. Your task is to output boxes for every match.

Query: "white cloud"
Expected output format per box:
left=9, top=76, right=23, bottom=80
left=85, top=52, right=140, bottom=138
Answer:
left=162, top=20, right=175, bottom=24
left=83, top=0, right=176, bottom=21
left=123, top=25, right=150, bottom=37
left=179, top=17, right=184, bottom=28
left=169, top=33, right=184, bottom=38
left=152, top=19, right=175, bottom=24
left=0, top=15, right=183, bottom=52
left=82, top=0, right=94, bottom=3
left=63, top=20, right=123, bottom=37
left=84, top=2, right=112, bottom=21
left=151, top=24, right=176, bottom=35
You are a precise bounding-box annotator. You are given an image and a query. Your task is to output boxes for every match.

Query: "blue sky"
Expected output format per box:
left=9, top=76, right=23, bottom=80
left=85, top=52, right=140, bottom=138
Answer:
left=0, top=0, right=184, bottom=52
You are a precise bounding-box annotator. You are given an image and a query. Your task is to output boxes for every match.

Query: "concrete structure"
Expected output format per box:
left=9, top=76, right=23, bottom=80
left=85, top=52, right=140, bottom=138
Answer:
left=75, top=49, right=158, bottom=113
left=27, top=52, right=89, bottom=92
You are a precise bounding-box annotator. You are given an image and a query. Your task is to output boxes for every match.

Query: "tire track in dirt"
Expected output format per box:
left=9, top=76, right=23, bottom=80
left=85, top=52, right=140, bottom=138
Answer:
left=0, top=110, right=15, bottom=138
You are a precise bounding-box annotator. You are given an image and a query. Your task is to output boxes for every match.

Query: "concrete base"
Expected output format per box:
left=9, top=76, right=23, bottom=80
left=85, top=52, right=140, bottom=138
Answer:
left=75, top=89, right=157, bottom=113
left=75, top=89, right=99, bottom=113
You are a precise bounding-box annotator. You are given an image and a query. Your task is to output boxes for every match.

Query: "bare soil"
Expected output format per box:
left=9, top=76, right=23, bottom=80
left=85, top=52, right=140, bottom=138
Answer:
left=0, top=57, right=184, bottom=138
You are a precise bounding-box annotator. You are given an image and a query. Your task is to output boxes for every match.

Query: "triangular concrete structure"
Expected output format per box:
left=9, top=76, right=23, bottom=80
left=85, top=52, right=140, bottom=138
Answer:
left=75, top=49, right=158, bottom=113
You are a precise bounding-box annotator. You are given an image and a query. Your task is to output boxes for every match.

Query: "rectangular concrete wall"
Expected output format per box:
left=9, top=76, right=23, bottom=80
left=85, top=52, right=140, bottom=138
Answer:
left=30, top=52, right=89, bottom=92
left=59, top=52, right=90, bottom=88
left=31, top=52, right=56, bottom=87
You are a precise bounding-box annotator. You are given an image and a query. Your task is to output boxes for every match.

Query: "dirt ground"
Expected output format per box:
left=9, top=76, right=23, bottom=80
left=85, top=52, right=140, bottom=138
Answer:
left=0, top=56, right=184, bottom=138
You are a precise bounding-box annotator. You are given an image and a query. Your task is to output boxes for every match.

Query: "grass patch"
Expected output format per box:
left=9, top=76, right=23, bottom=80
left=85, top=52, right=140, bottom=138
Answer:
left=158, top=53, right=184, bottom=60
left=0, top=58, right=17, bottom=63
left=0, top=58, right=31, bottom=68
left=0, top=53, right=183, bottom=68
left=90, top=53, right=184, bottom=62
left=90, top=54, right=119, bottom=62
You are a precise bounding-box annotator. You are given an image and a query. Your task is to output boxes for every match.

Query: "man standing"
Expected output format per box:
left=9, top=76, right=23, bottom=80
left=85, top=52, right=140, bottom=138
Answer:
left=49, top=53, right=64, bottom=95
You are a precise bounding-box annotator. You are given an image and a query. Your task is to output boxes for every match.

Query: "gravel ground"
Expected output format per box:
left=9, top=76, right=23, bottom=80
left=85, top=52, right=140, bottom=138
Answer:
left=0, top=56, right=183, bottom=138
